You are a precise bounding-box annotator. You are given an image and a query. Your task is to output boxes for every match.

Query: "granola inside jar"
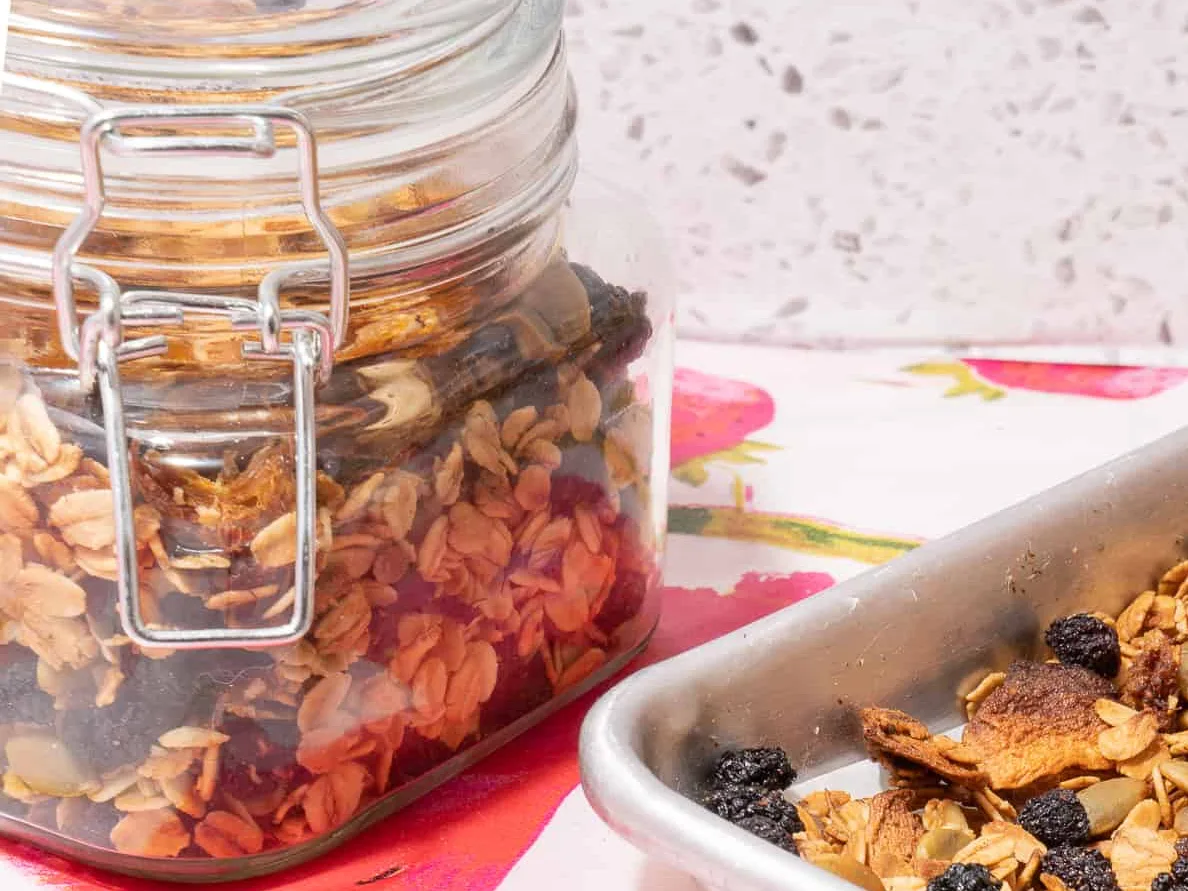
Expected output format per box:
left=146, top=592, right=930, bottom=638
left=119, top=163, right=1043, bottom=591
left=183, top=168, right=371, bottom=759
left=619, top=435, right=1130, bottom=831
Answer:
left=0, top=0, right=671, bottom=879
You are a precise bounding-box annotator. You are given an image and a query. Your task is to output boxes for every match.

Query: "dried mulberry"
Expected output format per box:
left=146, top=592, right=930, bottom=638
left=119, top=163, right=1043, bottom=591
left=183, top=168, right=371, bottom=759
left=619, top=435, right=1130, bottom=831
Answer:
left=1044, top=614, right=1120, bottom=678
left=926, top=863, right=1002, bottom=891
left=1152, top=874, right=1188, bottom=891
left=1017, top=789, right=1090, bottom=848
left=707, top=747, right=797, bottom=792
left=1039, top=847, right=1120, bottom=891
left=698, top=783, right=803, bottom=835
left=733, top=815, right=797, bottom=852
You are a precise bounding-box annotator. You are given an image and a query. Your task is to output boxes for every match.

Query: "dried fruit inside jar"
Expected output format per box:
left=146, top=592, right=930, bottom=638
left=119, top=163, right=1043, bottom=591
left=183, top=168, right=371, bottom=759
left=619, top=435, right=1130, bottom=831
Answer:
left=0, top=257, right=661, bottom=861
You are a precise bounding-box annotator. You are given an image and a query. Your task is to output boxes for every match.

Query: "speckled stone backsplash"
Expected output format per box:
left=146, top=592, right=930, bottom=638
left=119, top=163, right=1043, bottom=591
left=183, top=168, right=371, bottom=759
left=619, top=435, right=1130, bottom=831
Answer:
left=565, top=0, right=1188, bottom=346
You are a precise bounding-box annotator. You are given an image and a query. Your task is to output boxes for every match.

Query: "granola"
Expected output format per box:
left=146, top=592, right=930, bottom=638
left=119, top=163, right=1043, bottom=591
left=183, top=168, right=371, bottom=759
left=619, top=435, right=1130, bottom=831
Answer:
left=0, top=263, right=659, bottom=861
left=693, top=559, right=1188, bottom=891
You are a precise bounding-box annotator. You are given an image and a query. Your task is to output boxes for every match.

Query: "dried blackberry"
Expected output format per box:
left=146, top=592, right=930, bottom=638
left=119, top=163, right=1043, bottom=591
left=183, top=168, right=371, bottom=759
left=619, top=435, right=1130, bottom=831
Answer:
left=1173, top=840, right=1188, bottom=884
left=218, top=717, right=299, bottom=802
left=572, top=263, right=652, bottom=369
left=60, top=695, right=179, bottom=775
left=1039, top=847, right=1120, bottom=891
left=733, top=815, right=797, bottom=852
left=1174, top=856, right=1188, bottom=884
left=158, top=593, right=220, bottom=631
left=926, top=863, right=1002, bottom=891
left=698, top=783, right=803, bottom=835
left=1152, top=874, right=1188, bottom=891
left=707, top=747, right=796, bottom=792
left=58, top=651, right=244, bottom=774
left=429, top=323, right=521, bottom=401
left=0, top=648, right=54, bottom=726
left=1017, top=789, right=1090, bottom=847
left=1044, top=614, right=1121, bottom=677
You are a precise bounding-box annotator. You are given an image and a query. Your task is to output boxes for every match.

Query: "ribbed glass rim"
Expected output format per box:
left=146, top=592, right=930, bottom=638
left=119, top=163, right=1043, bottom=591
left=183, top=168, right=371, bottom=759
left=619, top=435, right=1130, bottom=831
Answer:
left=5, top=0, right=554, bottom=95
left=10, top=0, right=513, bottom=53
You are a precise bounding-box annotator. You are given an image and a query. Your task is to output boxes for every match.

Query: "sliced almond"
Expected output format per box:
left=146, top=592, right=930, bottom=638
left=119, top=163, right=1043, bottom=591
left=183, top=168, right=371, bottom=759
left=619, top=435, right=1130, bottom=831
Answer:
left=1116, top=591, right=1155, bottom=642
left=0, top=478, right=38, bottom=533
left=954, top=833, right=1015, bottom=867
left=297, top=672, right=352, bottom=733
left=1158, top=759, right=1188, bottom=793
left=47, top=489, right=115, bottom=550
left=811, top=853, right=885, bottom=891
left=159, top=774, right=206, bottom=820
left=8, top=564, right=86, bottom=618
left=566, top=373, right=602, bottom=442
left=87, top=768, right=140, bottom=803
left=250, top=511, right=298, bottom=568
left=110, top=809, right=190, bottom=857
left=1098, top=711, right=1159, bottom=761
left=113, top=790, right=172, bottom=813
left=336, top=472, right=385, bottom=523
left=194, top=810, right=265, bottom=858
left=158, top=726, right=230, bottom=749
left=1094, top=699, right=1139, bottom=728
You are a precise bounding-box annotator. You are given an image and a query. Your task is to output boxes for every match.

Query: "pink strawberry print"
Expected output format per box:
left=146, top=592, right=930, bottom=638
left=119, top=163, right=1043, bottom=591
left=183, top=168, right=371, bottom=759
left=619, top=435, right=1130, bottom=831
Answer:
left=963, top=360, right=1188, bottom=401
left=670, top=368, right=776, bottom=467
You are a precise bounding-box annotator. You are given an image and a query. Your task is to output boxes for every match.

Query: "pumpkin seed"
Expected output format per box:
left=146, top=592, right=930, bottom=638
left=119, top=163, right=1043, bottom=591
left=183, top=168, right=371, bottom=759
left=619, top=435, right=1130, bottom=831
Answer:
left=1076, top=776, right=1147, bottom=836
left=917, top=827, right=977, bottom=861
left=5, top=734, right=96, bottom=798
left=813, top=853, right=886, bottom=891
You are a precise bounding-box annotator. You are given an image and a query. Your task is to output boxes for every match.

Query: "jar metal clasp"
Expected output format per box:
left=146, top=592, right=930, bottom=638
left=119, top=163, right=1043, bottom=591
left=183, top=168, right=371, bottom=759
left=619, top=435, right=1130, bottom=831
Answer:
left=47, top=101, right=350, bottom=651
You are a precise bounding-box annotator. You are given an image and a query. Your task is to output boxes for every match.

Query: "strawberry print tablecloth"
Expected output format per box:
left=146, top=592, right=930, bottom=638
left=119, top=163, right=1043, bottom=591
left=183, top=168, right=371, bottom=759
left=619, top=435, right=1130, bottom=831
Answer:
left=8, top=341, right=1188, bottom=890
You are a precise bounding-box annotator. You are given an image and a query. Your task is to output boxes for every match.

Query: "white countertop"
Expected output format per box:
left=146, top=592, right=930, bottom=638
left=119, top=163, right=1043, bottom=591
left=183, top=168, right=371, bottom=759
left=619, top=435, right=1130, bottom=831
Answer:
left=566, top=0, right=1188, bottom=347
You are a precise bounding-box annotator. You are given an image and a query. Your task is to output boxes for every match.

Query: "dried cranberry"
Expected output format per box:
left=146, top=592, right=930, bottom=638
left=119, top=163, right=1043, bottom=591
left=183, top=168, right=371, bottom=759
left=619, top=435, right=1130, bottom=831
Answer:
left=480, top=648, right=551, bottom=735
left=550, top=474, right=611, bottom=514
left=594, top=569, right=649, bottom=636
left=555, top=444, right=611, bottom=493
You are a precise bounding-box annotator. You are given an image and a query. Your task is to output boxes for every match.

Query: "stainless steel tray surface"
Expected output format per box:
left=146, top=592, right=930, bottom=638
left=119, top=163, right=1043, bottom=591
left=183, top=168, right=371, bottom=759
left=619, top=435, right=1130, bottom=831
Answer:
left=580, top=425, right=1188, bottom=891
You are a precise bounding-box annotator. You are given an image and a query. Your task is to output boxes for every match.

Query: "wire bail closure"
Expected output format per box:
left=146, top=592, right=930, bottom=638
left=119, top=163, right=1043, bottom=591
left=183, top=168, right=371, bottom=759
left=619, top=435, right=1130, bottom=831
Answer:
left=50, top=105, right=350, bottom=650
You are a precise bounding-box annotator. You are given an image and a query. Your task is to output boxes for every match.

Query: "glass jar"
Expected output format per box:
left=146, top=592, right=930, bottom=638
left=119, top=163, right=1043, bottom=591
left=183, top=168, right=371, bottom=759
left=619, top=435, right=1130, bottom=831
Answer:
left=0, top=0, right=672, bottom=880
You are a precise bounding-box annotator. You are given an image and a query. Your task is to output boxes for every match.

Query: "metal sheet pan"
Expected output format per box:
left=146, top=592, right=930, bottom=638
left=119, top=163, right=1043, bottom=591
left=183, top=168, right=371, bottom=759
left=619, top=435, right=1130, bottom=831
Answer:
left=579, top=426, right=1188, bottom=891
